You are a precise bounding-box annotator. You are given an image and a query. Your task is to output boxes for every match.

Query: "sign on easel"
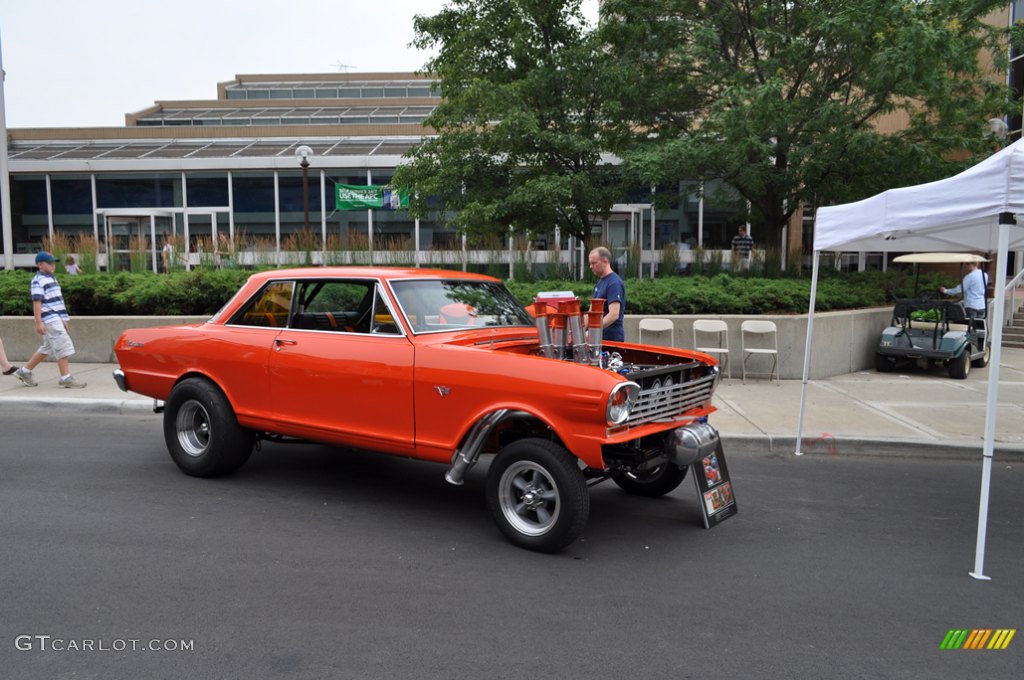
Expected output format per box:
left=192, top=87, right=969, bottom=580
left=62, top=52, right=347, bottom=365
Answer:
left=691, top=445, right=737, bottom=528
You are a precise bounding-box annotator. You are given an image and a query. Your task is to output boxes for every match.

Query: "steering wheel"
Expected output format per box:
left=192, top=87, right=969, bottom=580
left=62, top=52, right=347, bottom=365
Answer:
left=918, top=290, right=939, bottom=301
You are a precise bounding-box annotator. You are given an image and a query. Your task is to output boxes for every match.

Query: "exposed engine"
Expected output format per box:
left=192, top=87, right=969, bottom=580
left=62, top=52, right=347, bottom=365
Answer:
left=535, top=298, right=605, bottom=366
left=533, top=297, right=719, bottom=430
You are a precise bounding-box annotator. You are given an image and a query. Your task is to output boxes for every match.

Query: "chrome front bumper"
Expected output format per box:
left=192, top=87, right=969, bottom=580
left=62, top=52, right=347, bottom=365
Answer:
left=665, top=421, right=720, bottom=467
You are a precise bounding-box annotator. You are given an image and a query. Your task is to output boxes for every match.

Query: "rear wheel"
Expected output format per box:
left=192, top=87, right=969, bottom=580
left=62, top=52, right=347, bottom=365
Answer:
left=947, top=351, right=970, bottom=380
left=163, top=377, right=255, bottom=477
left=875, top=353, right=895, bottom=373
left=486, top=439, right=589, bottom=553
left=613, top=463, right=689, bottom=498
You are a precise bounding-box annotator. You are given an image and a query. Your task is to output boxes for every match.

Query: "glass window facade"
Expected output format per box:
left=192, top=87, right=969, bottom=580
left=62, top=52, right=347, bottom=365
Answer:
left=3, top=162, right=753, bottom=272
left=9, top=176, right=49, bottom=250
left=97, top=175, right=179, bottom=209
left=187, top=174, right=229, bottom=207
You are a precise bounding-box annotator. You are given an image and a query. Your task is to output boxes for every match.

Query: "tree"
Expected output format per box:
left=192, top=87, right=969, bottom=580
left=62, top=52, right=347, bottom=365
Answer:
left=393, top=0, right=624, bottom=249
left=599, top=0, right=1012, bottom=250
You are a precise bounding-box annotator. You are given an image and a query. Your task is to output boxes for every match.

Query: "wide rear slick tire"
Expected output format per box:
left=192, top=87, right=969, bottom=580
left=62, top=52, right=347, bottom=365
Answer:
left=163, top=377, right=255, bottom=477
left=613, top=463, right=689, bottom=498
left=486, top=439, right=589, bottom=553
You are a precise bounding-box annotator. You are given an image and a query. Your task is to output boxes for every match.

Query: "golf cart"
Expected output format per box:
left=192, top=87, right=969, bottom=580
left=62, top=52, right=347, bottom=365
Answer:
left=875, top=253, right=991, bottom=379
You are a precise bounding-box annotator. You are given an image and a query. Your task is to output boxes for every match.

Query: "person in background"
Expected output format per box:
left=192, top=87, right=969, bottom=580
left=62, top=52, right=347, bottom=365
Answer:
left=940, top=260, right=989, bottom=320
left=731, top=225, right=754, bottom=271
left=0, top=337, right=19, bottom=375
left=65, top=255, right=80, bottom=275
left=162, top=233, right=174, bottom=273
left=588, top=246, right=625, bottom=342
left=14, top=252, right=87, bottom=388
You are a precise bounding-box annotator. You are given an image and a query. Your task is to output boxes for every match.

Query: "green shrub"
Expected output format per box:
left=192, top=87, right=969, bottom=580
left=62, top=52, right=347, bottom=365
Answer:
left=0, top=265, right=931, bottom=317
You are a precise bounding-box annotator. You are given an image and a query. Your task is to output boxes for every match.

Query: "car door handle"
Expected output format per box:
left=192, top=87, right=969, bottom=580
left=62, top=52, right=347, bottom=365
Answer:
left=274, top=338, right=298, bottom=350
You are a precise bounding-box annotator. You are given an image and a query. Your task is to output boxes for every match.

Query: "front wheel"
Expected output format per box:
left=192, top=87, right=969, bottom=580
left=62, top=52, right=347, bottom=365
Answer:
left=613, top=463, right=689, bottom=498
left=163, top=377, right=255, bottom=477
left=875, top=353, right=894, bottom=373
left=947, top=350, right=970, bottom=380
left=486, top=439, right=589, bottom=553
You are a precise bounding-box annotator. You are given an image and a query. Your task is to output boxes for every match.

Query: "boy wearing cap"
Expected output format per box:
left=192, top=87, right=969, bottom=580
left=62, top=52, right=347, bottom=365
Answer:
left=15, top=252, right=86, bottom=388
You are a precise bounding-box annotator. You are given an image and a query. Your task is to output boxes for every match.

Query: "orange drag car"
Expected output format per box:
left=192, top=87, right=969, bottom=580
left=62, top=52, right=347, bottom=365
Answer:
left=114, top=267, right=723, bottom=552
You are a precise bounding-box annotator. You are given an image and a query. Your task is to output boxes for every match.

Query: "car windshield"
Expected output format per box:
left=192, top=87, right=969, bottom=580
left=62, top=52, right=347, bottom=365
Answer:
left=390, top=279, right=534, bottom=333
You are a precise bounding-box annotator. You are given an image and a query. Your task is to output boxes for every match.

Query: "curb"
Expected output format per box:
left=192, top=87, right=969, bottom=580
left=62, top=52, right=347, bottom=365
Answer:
left=0, top=396, right=157, bottom=416
left=722, top=433, right=1024, bottom=461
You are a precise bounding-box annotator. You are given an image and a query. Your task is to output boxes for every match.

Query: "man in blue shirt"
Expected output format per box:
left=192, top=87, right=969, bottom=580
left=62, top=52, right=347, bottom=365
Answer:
left=589, top=246, right=625, bottom=342
left=940, top=261, right=988, bottom=320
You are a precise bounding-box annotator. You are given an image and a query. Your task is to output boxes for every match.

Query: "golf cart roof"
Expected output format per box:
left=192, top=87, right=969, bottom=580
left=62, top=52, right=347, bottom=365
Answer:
left=892, top=253, right=989, bottom=264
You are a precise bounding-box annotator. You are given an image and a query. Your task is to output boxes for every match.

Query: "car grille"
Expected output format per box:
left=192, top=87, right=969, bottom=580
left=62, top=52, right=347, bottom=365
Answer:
left=621, top=368, right=717, bottom=429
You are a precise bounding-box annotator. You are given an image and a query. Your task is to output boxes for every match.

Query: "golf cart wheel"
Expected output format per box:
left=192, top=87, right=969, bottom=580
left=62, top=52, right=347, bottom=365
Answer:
left=874, top=353, right=894, bottom=373
left=971, top=343, right=991, bottom=368
left=947, top=351, right=970, bottom=380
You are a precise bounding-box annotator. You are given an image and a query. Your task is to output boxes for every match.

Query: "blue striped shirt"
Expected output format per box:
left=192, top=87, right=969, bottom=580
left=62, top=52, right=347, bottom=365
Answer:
left=30, top=271, right=70, bottom=325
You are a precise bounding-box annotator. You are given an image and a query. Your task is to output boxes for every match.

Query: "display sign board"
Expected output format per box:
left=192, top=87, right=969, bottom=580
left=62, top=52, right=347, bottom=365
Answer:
left=335, top=184, right=410, bottom=211
left=691, top=445, right=737, bottom=528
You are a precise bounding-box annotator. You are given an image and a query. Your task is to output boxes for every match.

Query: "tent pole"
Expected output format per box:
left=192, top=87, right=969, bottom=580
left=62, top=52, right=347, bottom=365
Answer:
left=970, top=217, right=1012, bottom=581
left=795, top=250, right=822, bottom=456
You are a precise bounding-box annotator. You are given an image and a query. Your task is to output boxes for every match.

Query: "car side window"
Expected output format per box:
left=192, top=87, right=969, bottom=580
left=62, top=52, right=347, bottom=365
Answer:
left=290, top=280, right=400, bottom=335
left=233, top=281, right=295, bottom=328
left=287, top=281, right=368, bottom=332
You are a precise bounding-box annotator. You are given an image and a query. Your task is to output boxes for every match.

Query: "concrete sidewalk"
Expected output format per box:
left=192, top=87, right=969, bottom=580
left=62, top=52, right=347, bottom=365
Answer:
left=3, top=348, right=1023, bottom=460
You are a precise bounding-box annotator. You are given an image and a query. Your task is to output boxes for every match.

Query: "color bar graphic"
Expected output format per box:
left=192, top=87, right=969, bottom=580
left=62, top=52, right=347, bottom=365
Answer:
left=941, top=629, right=1016, bottom=650
left=940, top=629, right=968, bottom=649
left=987, top=629, right=1016, bottom=650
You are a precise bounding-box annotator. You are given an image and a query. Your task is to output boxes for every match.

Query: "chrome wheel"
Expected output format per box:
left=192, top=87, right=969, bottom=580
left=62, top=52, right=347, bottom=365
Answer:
left=498, top=461, right=561, bottom=537
left=486, top=438, right=589, bottom=552
left=176, top=400, right=212, bottom=457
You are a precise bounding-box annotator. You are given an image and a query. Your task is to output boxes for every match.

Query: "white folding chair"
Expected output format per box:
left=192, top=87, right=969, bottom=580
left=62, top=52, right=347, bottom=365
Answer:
left=638, top=318, right=674, bottom=347
left=741, top=320, right=779, bottom=384
left=692, top=319, right=731, bottom=383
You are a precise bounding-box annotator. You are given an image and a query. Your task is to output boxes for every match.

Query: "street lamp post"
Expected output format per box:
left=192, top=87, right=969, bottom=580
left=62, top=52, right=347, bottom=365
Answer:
left=294, top=145, right=314, bottom=234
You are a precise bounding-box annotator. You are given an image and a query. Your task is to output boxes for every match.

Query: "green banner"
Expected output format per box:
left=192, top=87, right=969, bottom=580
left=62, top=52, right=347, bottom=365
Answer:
left=335, top=184, right=410, bottom=211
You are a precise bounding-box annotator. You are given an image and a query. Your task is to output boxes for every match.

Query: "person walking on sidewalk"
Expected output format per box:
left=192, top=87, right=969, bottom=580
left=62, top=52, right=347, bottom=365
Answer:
left=15, top=252, right=87, bottom=389
left=1, top=336, right=19, bottom=375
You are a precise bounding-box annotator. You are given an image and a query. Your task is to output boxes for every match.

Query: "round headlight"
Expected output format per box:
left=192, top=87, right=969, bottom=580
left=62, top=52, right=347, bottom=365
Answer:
left=607, top=381, right=640, bottom=425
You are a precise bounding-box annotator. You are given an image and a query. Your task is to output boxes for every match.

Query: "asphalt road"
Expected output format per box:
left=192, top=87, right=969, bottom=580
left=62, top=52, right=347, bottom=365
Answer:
left=1, top=410, right=1021, bottom=680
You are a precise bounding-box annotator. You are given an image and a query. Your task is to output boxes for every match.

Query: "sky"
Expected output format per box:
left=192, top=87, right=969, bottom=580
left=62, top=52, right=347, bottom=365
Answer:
left=0, top=0, right=599, bottom=129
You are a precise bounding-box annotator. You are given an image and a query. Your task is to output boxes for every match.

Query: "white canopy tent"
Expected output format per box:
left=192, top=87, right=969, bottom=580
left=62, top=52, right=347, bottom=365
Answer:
left=797, top=137, right=1024, bottom=580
